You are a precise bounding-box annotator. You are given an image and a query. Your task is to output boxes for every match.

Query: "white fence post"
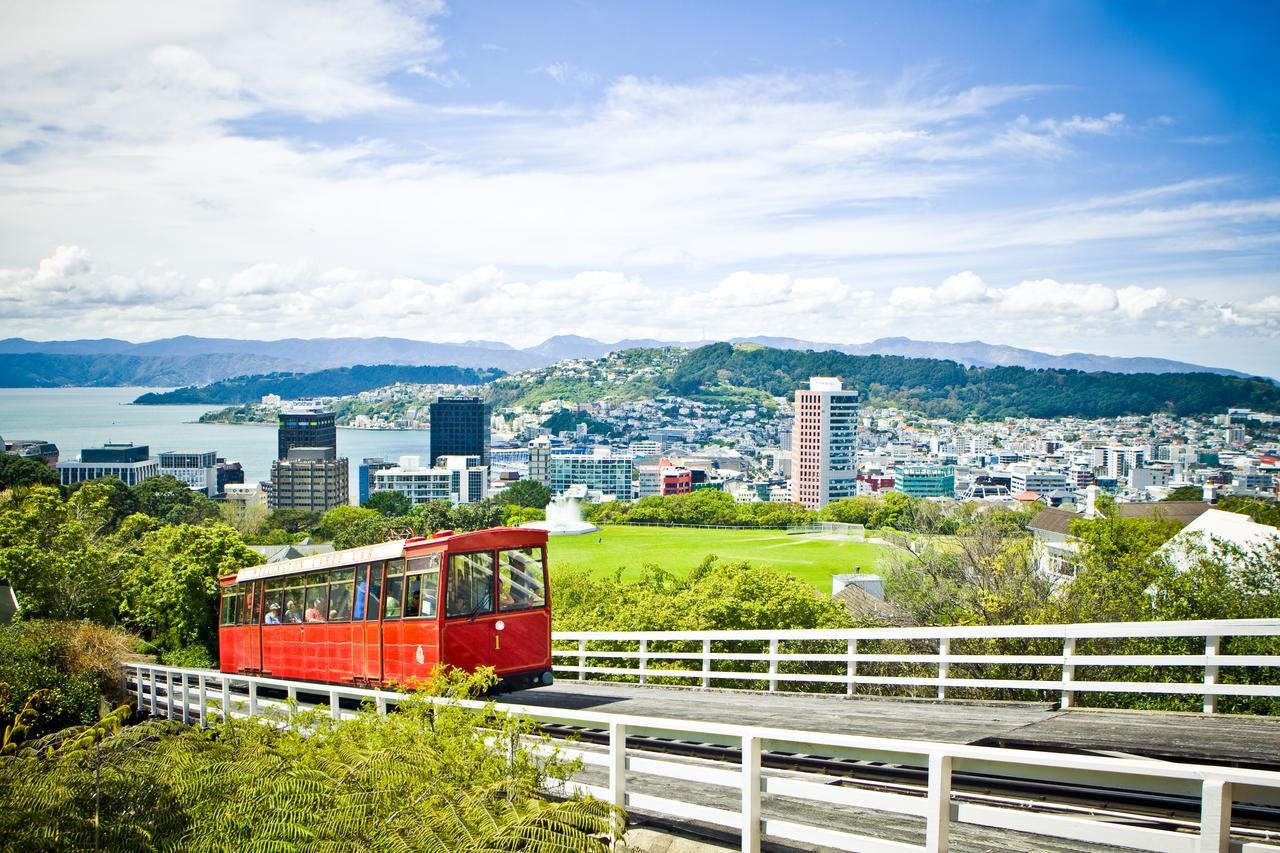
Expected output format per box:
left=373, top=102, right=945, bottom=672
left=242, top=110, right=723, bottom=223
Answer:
left=768, top=638, right=779, bottom=692
left=609, top=721, right=627, bottom=811
left=248, top=680, right=258, bottom=718
left=135, top=666, right=144, bottom=712
left=847, top=638, right=857, bottom=696
left=150, top=669, right=158, bottom=716
left=198, top=674, right=207, bottom=726
left=180, top=673, right=189, bottom=723
left=639, top=639, right=649, bottom=685
left=702, top=639, right=712, bottom=688
left=287, top=685, right=297, bottom=720
left=1204, top=635, right=1220, bottom=714
left=578, top=639, right=587, bottom=682
left=937, top=638, right=950, bottom=700
left=741, top=734, right=761, bottom=853
left=1199, top=778, right=1231, bottom=853
left=165, top=671, right=174, bottom=720
left=925, top=752, right=953, bottom=853
left=1061, top=636, right=1077, bottom=709
left=329, top=689, right=341, bottom=720
left=221, top=678, right=230, bottom=723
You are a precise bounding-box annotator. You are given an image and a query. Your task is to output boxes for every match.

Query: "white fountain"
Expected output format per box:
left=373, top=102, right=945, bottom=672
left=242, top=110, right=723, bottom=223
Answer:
left=520, top=496, right=599, bottom=536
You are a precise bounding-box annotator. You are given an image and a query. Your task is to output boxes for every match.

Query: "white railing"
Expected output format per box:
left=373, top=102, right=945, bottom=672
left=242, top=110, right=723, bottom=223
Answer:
left=552, top=619, right=1280, bottom=713
left=124, top=661, right=1280, bottom=853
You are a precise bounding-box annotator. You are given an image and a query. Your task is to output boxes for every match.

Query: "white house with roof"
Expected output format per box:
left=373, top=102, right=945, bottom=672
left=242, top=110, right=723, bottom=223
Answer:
left=1158, top=508, right=1280, bottom=571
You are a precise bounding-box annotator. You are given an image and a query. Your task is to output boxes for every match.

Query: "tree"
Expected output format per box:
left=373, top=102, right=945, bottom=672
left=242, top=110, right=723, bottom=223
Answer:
left=554, top=557, right=851, bottom=632
left=0, top=456, right=58, bottom=490
left=314, top=505, right=379, bottom=541
left=132, top=476, right=219, bottom=525
left=498, top=479, right=552, bottom=509
left=65, top=476, right=140, bottom=534
left=1163, top=485, right=1204, bottom=502
left=118, top=523, right=262, bottom=656
left=262, top=508, right=322, bottom=534
left=883, top=511, right=1047, bottom=625
left=363, top=490, right=413, bottom=518
left=0, top=484, right=132, bottom=622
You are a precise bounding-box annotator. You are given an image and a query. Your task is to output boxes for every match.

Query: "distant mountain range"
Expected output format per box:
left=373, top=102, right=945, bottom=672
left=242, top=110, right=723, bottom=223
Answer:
left=0, top=334, right=1259, bottom=388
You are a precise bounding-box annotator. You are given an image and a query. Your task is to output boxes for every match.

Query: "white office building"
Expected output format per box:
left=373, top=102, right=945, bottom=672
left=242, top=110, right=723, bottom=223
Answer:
left=159, top=450, right=219, bottom=497
left=369, top=455, right=488, bottom=505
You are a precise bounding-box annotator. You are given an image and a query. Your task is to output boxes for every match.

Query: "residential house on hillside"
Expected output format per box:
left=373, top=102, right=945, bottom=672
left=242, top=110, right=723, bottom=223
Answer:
left=1029, top=493, right=1211, bottom=581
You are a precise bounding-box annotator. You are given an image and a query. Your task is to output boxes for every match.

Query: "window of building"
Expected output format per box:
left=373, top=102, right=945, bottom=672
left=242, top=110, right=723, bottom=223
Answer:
left=446, top=552, right=494, bottom=618
left=498, top=548, right=546, bottom=611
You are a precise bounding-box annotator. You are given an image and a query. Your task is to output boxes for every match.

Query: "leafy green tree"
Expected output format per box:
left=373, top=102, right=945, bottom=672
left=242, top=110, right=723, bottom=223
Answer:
left=117, top=523, right=262, bottom=657
left=363, top=490, right=413, bottom=517
left=0, top=455, right=58, bottom=490
left=65, top=476, right=141, bottom=534
left=499, top=479, right=552, bottom=509
left=0, top=485, right=131, bottom=622
left=262, top=508, right=322, bottom=534
left=554, top=557, right=850, bottom=632
left=132, top=476, right=219, bottom=525
left=315, top=504, right=379, bottom=541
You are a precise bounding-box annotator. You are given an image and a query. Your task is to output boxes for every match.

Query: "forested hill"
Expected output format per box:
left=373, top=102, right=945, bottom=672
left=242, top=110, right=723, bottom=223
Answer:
left=133, top=364, right=506, bottom=405
left=664, top=343, right=1280, bottom=419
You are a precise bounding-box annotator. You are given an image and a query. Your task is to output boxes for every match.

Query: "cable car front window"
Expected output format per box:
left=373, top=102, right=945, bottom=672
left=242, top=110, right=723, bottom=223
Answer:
left=446, top=552, right=494, bottom=619
left=220, top=587, right=238, bottom=626
left=498, top=548, right=546, bottom=611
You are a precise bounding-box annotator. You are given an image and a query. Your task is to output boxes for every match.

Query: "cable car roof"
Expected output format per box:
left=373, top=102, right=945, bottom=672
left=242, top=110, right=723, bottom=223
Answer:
left=236, top=539, right=407, bottom=584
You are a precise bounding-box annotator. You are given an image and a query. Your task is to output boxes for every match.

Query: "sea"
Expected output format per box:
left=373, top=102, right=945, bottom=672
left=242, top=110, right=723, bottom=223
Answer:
left=0, top=387, right=431, bottom=504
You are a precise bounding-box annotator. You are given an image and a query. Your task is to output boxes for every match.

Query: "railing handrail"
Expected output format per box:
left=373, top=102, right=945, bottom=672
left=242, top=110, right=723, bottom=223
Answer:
left=122, top=661, right=1280, bottom=853
left=552, top=617, right=1280, bottom=642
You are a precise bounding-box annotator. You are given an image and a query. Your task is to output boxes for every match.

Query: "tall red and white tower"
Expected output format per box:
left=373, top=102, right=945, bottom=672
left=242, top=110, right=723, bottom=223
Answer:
left=792, top=377, right=859, bottom=509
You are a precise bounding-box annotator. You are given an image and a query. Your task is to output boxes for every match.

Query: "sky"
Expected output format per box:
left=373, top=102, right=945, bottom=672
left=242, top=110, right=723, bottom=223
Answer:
left=1, top=0, right=1278, bottom=375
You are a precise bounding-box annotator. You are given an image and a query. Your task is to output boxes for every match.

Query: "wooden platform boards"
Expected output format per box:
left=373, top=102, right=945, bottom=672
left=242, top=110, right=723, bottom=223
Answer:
left=502, top=681, right=1280, bottom=769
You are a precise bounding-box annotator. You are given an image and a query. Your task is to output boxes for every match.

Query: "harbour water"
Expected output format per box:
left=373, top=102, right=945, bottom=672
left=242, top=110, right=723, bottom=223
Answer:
left=0, top=387, right=430, bottom=503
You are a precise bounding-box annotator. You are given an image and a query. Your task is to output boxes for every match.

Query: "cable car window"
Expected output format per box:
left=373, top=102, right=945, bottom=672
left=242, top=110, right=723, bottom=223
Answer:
left=304, top=572, right=330, bottom=623
left=498, top=548, right=546, bottom=611
left=220, top=587, right=239, bottom=626
left=446, top=552, right=494, bottom=619
left=238, top=584, right=258, bottom=626
left=405, top=554, right=440, bottom=619
left=354, top=563, right=381, bottom=621
left=330, top=568, right=355, bottom=621
left=383, top=559, right=405, bottom=620
left=283, top=576, right=305, bottom=624
left=263, top=578, right=285, bottom=624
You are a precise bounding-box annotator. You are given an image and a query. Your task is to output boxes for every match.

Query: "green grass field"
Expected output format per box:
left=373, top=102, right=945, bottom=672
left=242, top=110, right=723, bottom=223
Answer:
left=548, top=525, right=892, bottom=591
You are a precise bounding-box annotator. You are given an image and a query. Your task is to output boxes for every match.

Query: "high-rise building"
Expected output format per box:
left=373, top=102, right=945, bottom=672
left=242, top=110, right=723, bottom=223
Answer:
left=269, top=447, right=348, bottom=512
left=1095, top=445, right=1147, bottom=480
left=430, top=397, right=491, bottom=466
left=277, top=406, right=336, bottom=460
left=791, top=377, right=859, bottom=509
left=548, top=451, right=634, bottom=501
left=58, top=442, right=160, bottom=487
left=357, top=457, right=399, bottom=505
left=528, top=435, right=552, bottom=485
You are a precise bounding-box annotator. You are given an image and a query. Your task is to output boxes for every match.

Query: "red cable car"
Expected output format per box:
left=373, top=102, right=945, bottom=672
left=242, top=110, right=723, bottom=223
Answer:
left=218, top=527, right=553, bottom=691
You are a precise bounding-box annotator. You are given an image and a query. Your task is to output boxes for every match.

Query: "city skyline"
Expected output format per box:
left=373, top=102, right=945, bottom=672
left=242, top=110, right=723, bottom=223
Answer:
left=2, top=2, right=1278, bottom=374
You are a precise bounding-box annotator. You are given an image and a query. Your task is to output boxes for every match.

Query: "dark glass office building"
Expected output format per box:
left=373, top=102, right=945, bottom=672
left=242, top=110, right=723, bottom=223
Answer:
left=429, top=397, right=490, bottom=466
left=277, top=411, right=337, bottom=460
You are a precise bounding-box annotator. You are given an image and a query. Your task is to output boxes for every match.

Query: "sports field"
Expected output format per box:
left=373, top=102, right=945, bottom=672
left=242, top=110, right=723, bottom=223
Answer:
left=548, top=524, right=892, bottom=591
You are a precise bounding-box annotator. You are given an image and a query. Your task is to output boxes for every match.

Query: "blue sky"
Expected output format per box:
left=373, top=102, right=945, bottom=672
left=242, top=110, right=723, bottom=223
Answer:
left=1, top=1, right=1277, bottom=374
